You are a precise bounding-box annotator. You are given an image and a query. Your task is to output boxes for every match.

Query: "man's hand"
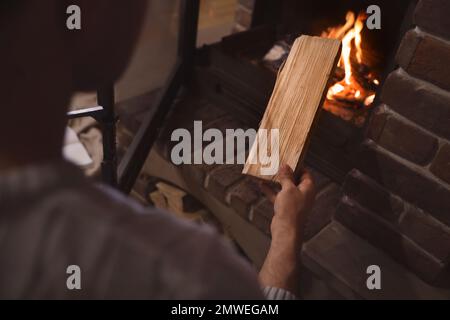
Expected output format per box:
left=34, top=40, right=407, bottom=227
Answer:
left=260, top=164, right=315, bottom=242
left=259, top=164, right=316, bottom=297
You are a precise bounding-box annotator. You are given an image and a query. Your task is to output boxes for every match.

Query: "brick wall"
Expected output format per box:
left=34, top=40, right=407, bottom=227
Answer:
left=338, top=0, right=450, bottom=286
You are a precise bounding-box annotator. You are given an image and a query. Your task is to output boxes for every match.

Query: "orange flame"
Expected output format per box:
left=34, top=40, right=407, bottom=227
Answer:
left=341, top=26, right=356, bottom=85
left=354, top=14, right=364, bottom=64
left=321, top=11, right=378, bottom=109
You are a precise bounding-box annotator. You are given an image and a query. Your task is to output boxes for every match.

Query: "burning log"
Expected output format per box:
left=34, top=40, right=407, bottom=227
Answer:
left=321, top=11, right=380, bottom=123
left=261, top=11, right=380, bottom=127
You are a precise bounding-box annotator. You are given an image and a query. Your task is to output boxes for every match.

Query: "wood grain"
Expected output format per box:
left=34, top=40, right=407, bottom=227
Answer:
left=243, top=35, right=341, bottom=181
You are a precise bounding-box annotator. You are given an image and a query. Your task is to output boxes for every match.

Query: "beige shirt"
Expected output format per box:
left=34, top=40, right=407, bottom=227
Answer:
left=0, top=161, right=265, bottom=299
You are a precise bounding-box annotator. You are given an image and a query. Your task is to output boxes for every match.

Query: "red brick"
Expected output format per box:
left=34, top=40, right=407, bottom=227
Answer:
left=430, top=143, right=450, bottom=184
left=415, top=0, right=450, bottom=40
left=342, top=169, right=403, bottom=222
left=356, top=140, right=450, bottom=226
left=157, top=97, right=229, bottom=158
left=381, top=69, right=450, bottom=140
left=205, top=165, right=244, bottom=203
left=343, top=169, right=450, bottom=263
left=180, top=163, right=218, bottom=188
left=335, top=196, right=446, bottom=285
left=303, top=222, right=450, bottom=299
left=368, top=107, right=439, bottom=165
left=229, top=178, right=260, bottom=219
left=304, top=184, right=340, bottom=241
left=252, top=198, right=274, bottom=220
left=400, top=206, right=450, bottom=262
left=306, top=166, right=331, bottom=192
left=249, top=201, right=272, bottom=236
left=397, top=29, right=450, bottom=91
left=366, top=106, right=388, bottom=141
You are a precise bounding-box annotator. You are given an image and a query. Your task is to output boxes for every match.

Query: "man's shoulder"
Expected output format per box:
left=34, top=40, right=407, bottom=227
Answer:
left=53, top=182, right=219, bottom=250
left=60, top=184, right=262, bottom=299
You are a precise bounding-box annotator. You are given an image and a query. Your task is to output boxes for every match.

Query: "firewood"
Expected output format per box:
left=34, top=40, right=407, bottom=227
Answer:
left=150, top=190, right=206, bottom=223
left=243, top=35, right=341, bottom=181
left=155, top=182, right=201, bottom=213
left=149, top=190, right=168, bottom=209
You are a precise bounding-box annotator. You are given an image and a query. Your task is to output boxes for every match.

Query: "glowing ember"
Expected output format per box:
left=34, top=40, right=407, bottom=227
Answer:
left=321, top=11, right=380, bottom=126
left=327, top=83, right=345, bottom=100
left=364, top=94, right=375, bottom=106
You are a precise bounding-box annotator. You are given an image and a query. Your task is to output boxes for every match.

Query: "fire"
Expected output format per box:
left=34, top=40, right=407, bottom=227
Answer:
left=354, top=15, right=364, bottom=64
left=321, top=11, right=379, bottom=125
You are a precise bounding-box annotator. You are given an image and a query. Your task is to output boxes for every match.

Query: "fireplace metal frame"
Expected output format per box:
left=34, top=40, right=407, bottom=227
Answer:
left=118, top=0, right=200, bottom=193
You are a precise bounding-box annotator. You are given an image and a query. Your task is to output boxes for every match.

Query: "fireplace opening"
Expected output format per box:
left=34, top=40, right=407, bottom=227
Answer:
left=262, top=10, right=381, bottom=127
left=195, top=0, right=414, bottom=182
left=321, top=11, right=380, bottom=126
left=257, top=1, right=412, bottom=127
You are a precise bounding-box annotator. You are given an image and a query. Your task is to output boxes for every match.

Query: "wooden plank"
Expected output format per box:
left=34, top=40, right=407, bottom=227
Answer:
left=243, top=35, right=341, bottom=181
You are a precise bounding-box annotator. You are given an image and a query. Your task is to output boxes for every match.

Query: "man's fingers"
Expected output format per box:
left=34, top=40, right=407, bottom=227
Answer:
left=260, top=183, right=277, bottom=204
left=298, top=170, right=315, bottom=198
left=277, top=164, right=296, bottom=189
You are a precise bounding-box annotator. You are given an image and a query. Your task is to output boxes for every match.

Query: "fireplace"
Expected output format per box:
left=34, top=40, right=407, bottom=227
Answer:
left=196, top=0, right=414, bottom=183
left=236, top=0, right=450, bottom=296
left=261, top=5, right=392, bottom=127
left=122, top=0, right=450, bottom=298
left=199, top=0, right=450, bottom=298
